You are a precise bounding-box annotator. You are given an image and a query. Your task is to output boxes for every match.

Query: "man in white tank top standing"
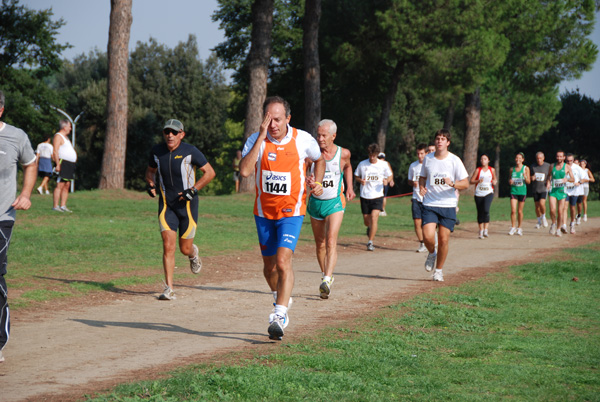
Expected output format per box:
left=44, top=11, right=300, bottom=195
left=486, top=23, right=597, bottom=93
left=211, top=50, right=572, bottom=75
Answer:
left=52, top=119, right=77, bottom=213
left=306, top=119, right=355, bottom=299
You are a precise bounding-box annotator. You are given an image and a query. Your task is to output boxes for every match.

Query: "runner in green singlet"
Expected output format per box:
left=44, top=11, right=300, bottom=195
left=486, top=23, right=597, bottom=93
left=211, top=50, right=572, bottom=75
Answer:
left=508, top=152, right=530, bottom=236
left=547, top=150, right=574, bottom=236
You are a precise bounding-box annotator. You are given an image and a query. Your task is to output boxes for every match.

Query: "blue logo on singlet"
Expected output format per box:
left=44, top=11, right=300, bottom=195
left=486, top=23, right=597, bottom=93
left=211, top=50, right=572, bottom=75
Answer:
left=266, top=173, right=287, bottom=181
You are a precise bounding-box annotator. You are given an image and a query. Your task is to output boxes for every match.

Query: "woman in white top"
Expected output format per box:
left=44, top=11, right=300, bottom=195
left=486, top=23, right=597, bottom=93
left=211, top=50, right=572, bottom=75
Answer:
left=470, top=154, right=497, bottom=239
left=579, top=160, right=595, bottom=222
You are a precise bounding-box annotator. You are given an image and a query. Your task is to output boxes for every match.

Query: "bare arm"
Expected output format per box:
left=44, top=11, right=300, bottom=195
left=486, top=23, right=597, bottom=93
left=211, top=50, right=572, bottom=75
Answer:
left=12, top=162, right=37, bottom=210
left=311, top=156, right=325, bottom=197
left=192, top=163, right=216, bottom=192
left=145, top=166, right=158, bottom=197
left=469, top=169, right=480, bottom=185
left=588, top=169, right=595, bottom=183
left=524, top=166, right=531, bottom=184
left=341, top=148, right=355, bottom=201
left=239, top=114, right=271, bottom=177
left=52, top=134, right=64, bottom=171
left=508, top=167, right=514, bottom=185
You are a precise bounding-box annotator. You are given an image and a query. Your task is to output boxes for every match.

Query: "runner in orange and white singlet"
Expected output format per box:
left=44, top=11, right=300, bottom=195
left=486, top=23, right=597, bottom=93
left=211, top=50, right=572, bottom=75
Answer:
left=239, top=96, right=325, bottom=340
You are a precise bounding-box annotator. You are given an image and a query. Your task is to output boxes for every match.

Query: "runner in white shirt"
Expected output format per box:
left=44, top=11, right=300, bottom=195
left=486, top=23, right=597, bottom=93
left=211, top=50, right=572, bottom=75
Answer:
left=419, top=129, right=469, bottom=282
left=407, top=143, right=428, bottom=252
left=579, top=160, right=595, bottom=222
left=469, top=154, right=497, bottom=239
left=565, top=154, right=584, bottom=233
left=354, top=143, right=391, bottom=251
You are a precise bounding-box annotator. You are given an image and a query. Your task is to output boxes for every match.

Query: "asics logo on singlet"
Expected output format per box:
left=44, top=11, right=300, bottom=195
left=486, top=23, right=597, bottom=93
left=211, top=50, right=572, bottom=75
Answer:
left=277, top=147, right=285, bottom=150
left=266, top=173, right=287, bottom=181
left=174, top=155, right=183, bottom=159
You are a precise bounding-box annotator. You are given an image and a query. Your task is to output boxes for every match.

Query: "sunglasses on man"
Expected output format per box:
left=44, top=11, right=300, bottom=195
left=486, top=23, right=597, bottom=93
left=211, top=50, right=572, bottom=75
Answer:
left=163, top=129, right=182, bottom=136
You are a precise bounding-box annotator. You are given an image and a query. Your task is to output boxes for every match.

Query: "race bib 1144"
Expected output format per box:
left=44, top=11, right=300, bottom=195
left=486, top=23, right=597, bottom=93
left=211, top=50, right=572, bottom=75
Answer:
left=262, top=170, right=291, bottom=195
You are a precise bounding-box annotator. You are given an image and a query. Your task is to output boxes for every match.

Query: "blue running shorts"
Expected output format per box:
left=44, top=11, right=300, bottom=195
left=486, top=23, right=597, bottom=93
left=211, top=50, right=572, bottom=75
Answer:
left=254, top=215, right=304, bottom=256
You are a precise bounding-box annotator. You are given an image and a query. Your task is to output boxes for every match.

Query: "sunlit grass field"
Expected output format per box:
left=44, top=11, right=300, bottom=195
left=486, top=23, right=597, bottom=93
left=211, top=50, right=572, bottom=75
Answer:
left=85, top=243, right=600, bottom=401
left=8, top=189, right=600, bottom=310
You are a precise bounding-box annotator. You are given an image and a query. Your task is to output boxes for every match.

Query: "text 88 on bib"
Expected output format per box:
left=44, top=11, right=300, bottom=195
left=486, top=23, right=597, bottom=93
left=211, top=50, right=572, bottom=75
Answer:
left=429, top=172, right=450, bottom=187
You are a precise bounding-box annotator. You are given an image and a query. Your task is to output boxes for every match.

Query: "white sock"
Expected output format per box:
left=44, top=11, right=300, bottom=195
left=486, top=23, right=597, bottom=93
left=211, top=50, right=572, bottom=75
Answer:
left=272, top=291, right=277, bottom=302
left=274, top=304, right=288, bottom=317
left=324, top=275, right=331, bottom=282
left=434, top=268, right=443, bottom=273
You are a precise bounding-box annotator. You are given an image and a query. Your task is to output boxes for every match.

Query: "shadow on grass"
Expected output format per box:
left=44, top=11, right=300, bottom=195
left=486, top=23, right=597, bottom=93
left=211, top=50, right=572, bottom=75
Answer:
left=70, top=319, right=270, bottom=344
left=34, top=276, right=156, bottom=295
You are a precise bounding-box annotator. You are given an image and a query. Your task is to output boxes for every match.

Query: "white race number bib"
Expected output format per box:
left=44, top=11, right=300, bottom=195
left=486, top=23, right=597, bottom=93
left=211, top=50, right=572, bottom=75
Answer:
left=535, top=172, right=545, bottom=182
left=553, top=179, right=564, bottom=188
left=429, top=172, right=450, bottom=187
left=262, top=170, right=291, bottom=195
left=512, top=178, right=523, bottom=186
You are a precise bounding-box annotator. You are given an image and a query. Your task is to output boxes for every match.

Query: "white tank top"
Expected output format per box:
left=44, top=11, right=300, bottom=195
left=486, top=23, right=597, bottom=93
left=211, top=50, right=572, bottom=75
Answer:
left=311, top=146, right=343, bottom=200
left=474, top=167, right=494, bottom=197
left=55, top=132, right=77, bottom=162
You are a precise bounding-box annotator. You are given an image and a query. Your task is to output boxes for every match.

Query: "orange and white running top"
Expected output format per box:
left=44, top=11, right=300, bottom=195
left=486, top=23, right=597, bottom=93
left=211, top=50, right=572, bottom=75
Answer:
left=242, top=125, right=321, bottom=220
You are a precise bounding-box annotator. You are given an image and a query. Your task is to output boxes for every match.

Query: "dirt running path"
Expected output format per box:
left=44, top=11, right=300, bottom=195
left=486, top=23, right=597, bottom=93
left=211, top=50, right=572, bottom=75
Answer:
left=1, top=218, right=599, bottom=401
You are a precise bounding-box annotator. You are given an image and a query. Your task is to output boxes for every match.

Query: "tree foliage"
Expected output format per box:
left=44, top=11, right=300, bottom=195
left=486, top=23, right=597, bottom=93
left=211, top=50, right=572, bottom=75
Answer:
left=0, top=0, right=69, bottom=139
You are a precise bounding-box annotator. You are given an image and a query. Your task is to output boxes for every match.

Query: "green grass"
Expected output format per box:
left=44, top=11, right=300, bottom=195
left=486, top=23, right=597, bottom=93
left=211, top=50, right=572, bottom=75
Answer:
left=85, top=243, right=600, bottom=401
left=7, top=189, right=600, bottom=309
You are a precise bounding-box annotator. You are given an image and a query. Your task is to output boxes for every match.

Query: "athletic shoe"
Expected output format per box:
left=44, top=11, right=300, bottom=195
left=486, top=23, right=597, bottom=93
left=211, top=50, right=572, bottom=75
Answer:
left=508, top=227, right=517, bottom=236
left=433, top=270, right=444, bottom=282
left=549, top=223, right=557, bottom=235
left=0, top=350, right=4, bottom=363
left=319, top=277, right=334, bottom=299
left=60, top=206, right=73, bottom=213
left=556, top=229, right=562, bottom=237
left=570, top=223, right=576, bottom=234
left=583, top=214, right=588, bottom=222
left=535, top=223, right=541, bottom=229
left=517, top=228, right=523, bottom=236
left=158, top=285, right=176, bottom=300
left=189, top=244, right=202, bottom=274
left=52, top=207, right=64, bottom=212
left=425, top=252, right=437, bottom=272
left=380, top=211, right=387, bottom=217
left=416, top=243, right=427, bottom=253
left=542, top=215, right=549, bottom=228
left=268, top=313, right=288, bottom=340
left=478, top=231, right=484, bottom=239
left=366, top=241, right=374, bottom=251
left=45, top=190, right=50, bottom=195
left=561, top=225, right=568, bottom=234
left=37, top=186, right=43, bottom=195
left=483, top=229, right=489, bottom=238
left=271, top=295, right=294, bottom=309
left=576, top=215, right=582, bottom=225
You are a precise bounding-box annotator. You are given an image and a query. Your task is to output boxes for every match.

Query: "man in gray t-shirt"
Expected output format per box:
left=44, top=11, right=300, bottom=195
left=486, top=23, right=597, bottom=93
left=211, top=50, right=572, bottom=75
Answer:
left=530, top=151, right=551, bottom=229
left=0, top=90, right=37, bottom=363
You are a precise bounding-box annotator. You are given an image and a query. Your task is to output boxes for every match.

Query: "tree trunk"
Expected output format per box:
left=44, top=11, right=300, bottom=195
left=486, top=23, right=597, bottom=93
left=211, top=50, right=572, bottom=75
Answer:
left=303, top=0, right=321, bottom=137
left=100, top=0, right=132, bottom=189
left=494, top=143, right=500, bottom=198
left=443, top=98, right=456, bottom=130
left=462, top=88, right=481, bottom=195
left=376, top=61, right=403, bottom=152
left=240, top=0, right=274, bottom=193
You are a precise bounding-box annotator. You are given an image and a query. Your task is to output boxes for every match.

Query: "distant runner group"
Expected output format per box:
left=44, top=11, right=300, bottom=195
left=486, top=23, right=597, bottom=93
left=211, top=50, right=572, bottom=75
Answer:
left=141, top=96, right=595, bottom=341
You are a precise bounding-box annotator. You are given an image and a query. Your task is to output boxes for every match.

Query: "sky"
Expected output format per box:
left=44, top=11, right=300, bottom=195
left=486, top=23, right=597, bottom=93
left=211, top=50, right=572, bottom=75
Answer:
left=20, top=1, right=600, bottom=101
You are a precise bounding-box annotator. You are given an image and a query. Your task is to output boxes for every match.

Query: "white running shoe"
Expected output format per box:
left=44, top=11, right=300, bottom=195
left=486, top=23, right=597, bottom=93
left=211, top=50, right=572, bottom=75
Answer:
left=561, top=225, right=568, bottom=234
left=268, top=313, right=288, bottom=340
left=60, top=206, right=73, bottom=213
left=570, top=223, right=576, bottom=234
left=425, top=252, right=437, bottom=272
left=189, top=244, right=202, bottom=274
left=583, top=214, right=588, bottom=222
left=478, top=231, right=484, bottom=239
left=52, top=207, right=64, bottom=213
left=319, top=277, right=334, bottom=299
left=576, top=215, right=581, bottom=225
left=549, top=223, right=557, bottom=235
left=433, top=270, right=444, bottom=282
left=517, top=228, right=523, bottom=236
left=535, top=223, right=541, bottom=229
left=542, top=215, right=549, bottom=227
left=37, top=186, right=43, bottom=195
left=0, top=350, right=4, bottom=363
left=45, top=190, right=50, bottom=195
left=508, top=227, right=517, bottom=236
left=416, top=243, right=427, bottom=253
left=556, top=229, right=562, bottom=237
left=367, top=241, right=374, bottom=251
left=483, top=229, right=489, bottom=238
left=380, top=210, right=387, bottom=217
left=158, top=284, right=176, bottom=300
